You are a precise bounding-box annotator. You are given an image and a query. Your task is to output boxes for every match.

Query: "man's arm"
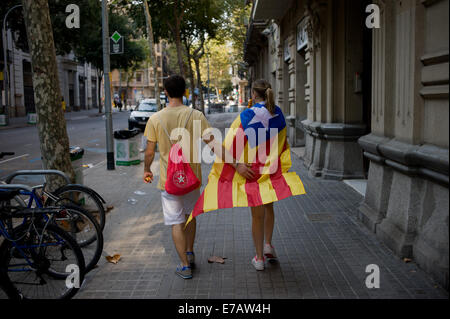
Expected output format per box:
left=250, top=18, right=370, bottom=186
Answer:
left=202, top=133, right=255, bottom=180
left=143, top=141, right=156, bottom=183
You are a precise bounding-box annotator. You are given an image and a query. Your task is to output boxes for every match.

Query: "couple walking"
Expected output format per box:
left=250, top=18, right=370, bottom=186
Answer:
left=143, top=75, right=305, bottom=279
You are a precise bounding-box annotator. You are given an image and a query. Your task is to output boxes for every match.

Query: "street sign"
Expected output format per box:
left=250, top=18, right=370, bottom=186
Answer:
left=110, top=31, right=124, bottom=54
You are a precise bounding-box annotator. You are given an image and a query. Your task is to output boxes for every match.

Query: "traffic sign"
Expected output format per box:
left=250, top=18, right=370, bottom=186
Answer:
left=110, top=31, right=124, bottom=54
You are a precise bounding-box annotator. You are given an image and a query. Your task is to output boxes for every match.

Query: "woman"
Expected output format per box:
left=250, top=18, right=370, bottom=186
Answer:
left=248, top=79, right=281, bottom=270
left=187, top=79, right=306, bottom=271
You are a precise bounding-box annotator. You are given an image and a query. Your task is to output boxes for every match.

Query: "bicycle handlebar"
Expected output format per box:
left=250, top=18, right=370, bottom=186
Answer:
left=5, top=170, right=71, bottom=185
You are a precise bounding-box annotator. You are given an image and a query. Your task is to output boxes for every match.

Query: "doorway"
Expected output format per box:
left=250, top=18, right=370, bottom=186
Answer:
left=22, top=60, right=35, bottom=113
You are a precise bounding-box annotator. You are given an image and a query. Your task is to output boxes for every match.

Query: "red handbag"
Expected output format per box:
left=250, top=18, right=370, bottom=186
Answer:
left=158, top=109, right=200, bottom=195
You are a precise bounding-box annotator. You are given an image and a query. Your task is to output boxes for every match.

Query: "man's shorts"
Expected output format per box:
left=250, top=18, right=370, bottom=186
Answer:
left=161, top=188, right=201, bottom=226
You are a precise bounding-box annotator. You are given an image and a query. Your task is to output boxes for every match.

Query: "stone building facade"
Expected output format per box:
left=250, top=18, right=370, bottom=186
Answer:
left=244, top=0, right=449, bottom=289
left=2, top=28, right=101, bottom=117
left=111, top=42, right=164, bottom=107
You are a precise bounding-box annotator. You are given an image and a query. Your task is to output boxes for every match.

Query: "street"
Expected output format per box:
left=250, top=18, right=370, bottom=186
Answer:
left=0, top=0, right=448, bottom=303
left=0, top=109, right=130, bottom=183
left=0, top=111, right=448, bottom=300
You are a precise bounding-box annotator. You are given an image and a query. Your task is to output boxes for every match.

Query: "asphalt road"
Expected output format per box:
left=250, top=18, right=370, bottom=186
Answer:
left=0, top=110, right=132, bottom=184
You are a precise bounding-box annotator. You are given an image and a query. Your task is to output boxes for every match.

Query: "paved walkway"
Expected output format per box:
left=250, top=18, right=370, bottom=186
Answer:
left=75, top=144, right=448, bottom=299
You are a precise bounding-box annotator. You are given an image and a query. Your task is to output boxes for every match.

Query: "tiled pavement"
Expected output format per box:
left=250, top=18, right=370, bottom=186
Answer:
left=73, top=147, right=448, bottom=299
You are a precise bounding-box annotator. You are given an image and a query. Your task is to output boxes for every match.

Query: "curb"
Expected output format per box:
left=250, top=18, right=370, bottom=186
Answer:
left=0, top=112, right=108, bottom=131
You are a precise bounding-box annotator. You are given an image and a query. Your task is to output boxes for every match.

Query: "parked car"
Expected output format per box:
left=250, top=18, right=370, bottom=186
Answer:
left=128, top=99, right=158, bottom=131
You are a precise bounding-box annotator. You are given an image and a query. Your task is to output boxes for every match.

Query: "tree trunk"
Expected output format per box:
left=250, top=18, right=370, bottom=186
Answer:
left=194, top=58, right=204, bottom=114
left=183, top=40, right=196, bottom=109
left=173, top=10, right=185, bottom=78
left=143, top=0, right=160, bottom=110
left=22, top=0, right=75, bottom=187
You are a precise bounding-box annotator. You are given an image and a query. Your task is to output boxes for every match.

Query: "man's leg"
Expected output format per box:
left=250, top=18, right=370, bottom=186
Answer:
left=172, top=223, right=189, bottom=267
left=185, top=217, right=196, bottom=253
left=264, top=203, right=274, bottom=245
left=251, top=205, right=265, bottom=260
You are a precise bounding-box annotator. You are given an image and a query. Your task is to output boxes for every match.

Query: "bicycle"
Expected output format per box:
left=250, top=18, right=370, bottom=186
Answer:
left=5, top=170, right=107, bottom=231
left=0, top=185, right=86, bottom=299
left=1, top=154, right=104, bottom=272
left=2, top=183, right=103, bottom=273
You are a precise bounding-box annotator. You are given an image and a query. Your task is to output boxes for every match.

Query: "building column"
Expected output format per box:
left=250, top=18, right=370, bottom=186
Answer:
left=358, top=0, right=449, bottom=289
left=74, top=70, right=80, bottom=111
left=286, top=31, right=297, bottom=147
left=302, top=0, right=367, bottom=180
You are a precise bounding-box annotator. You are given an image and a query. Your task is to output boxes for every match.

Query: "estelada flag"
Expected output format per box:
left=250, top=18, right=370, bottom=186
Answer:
left=187, top=102, right=306, bottom=224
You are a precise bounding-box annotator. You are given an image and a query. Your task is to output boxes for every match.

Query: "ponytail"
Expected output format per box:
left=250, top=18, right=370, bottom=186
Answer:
left=265, top=87, right=275, bottom=114
left=252, top=79, right=276, bottom=115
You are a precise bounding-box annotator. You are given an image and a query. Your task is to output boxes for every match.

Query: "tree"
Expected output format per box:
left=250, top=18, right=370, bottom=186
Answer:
left=180, top=0, right=222, bottom=112
left=21, top=0, right=75, bottom=186
left=200, top=40, right=233, bottom=99
left=1, top=1, right=146, bottom=114
left=143, top=0, right=160, bottom=109
left=73, top=8, right=147, bottom=113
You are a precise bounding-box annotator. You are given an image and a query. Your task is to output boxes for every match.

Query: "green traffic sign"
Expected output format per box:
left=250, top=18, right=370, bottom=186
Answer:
left=111, top=31, right=122, bottom=43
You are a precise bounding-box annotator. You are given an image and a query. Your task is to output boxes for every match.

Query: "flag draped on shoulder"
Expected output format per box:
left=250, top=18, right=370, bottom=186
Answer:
left=187, top=103, right=306, bottom=223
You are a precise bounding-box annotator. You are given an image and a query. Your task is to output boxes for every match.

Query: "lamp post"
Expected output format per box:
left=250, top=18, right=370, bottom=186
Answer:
left=2, top=4, right=22, bottom=124
left=102, top=0, right=114, bottom=170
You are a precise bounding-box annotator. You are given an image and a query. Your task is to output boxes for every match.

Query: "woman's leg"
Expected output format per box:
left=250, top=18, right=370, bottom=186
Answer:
left=251, top=205, right=265, bottom=260
left=264, top=203, right=275, bottom=245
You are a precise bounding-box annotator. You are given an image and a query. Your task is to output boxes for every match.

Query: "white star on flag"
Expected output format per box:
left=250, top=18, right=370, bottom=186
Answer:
left=177, top=175, right=185, bottom=184
left=247, top=107, right=279, bottom=129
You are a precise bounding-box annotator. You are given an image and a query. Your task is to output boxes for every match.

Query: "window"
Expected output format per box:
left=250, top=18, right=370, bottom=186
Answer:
left=137, top=102, right=158, bottom=112
left=136, top=72, right=142, bottom=82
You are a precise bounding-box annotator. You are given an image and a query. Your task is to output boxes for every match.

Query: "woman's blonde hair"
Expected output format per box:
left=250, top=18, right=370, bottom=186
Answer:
left=252, top=79, right=275, bottom=114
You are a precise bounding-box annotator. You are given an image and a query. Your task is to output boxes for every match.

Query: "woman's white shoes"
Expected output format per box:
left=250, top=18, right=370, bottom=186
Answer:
left=252, top=256, right=265, bottom=271
left=264, top=243, right=277, bottom=260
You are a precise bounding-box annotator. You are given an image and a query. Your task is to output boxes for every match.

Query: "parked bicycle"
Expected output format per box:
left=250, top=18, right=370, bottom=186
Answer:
left=1, top=156, right=105, bottom=272
left=0, top=185, right=86, bottom=299
left=4, top=183, right=104, bottom=272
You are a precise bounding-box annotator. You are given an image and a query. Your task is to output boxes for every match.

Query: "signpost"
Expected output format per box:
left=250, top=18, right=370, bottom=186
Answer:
left=102, top=0, right=114, bottom=170
left=110, top=31, right=124, bottom=55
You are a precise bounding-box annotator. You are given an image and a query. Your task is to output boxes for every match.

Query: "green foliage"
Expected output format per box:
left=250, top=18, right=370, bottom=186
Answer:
left=1, top=1, right=146, bottom=72
left=200, top=40, right=233, bottom=93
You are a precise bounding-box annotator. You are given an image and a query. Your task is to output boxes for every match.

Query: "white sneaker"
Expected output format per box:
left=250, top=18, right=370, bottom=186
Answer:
left=264, top=243, right=277, bottom=259
left=251, top=256, right=265, bottom=271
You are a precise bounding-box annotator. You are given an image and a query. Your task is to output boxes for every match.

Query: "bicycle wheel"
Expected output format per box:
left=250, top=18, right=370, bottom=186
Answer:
left=0, top=223, right=85, bottom=299
left=52, top=204, right=103, bottom=272
left=47, top=185, right=106, bottom=231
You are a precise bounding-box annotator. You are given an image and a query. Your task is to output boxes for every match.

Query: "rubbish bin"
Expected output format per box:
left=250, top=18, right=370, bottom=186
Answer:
left=114, top=129, right=141, bottom=166
left=0, top=114, right=6, bottom=126
left=70, top=146, right=85, bottom=185
left=27, top=112, right=37, bottom=124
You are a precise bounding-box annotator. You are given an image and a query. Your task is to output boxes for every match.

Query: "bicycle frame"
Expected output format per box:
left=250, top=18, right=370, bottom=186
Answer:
left=0, top=185, right=66, bottom=274
left=0, top=209, right=64, bottom=273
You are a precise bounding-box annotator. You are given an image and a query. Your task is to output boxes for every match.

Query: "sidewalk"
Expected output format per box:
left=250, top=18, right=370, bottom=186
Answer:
left=76, top=146, right=448, bottom=299
left=0, top=108, right=109, bottom=131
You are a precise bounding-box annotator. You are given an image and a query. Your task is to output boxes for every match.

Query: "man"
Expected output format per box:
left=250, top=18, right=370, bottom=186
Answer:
left=143, top=75, right=253, bottom=279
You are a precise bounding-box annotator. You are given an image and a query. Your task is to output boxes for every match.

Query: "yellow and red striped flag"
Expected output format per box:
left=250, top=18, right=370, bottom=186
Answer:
left=187, top=103, right=306, bottom=224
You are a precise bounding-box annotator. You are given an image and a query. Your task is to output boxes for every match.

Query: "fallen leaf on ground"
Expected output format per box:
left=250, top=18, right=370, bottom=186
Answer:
left=403, top=258, right=412, bottom=263
left=208, top=256, right=227, bottom=264
left=106, top=254, right=121, bottom=264
left=106, top=205, right=114, bottom=213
